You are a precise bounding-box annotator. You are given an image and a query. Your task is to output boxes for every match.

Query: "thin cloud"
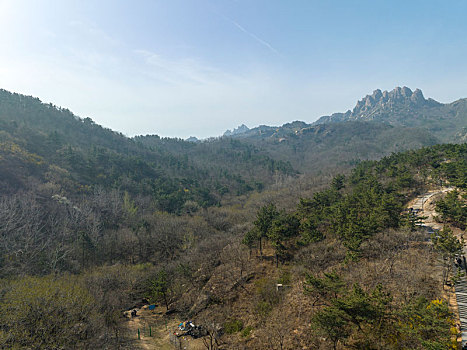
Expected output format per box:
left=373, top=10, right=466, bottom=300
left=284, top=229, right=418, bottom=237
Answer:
left=134, top=49, right=240, bottom=86
left=224, top=16, right=280, bottom=56
left=68, top=20, right=120, bottom=47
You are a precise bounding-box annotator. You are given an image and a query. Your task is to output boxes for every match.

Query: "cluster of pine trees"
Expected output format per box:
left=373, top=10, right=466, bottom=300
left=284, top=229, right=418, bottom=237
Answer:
left=239, top=143, right=467, bottom=348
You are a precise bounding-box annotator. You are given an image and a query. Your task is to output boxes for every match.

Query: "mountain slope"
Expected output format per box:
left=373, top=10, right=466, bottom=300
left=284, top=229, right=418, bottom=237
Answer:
left=0, top=89, right=295, bottom=212
left=222, top=121, right=439, bottom=172
left=0, top=88, right=465, bottom=349
left=314, top=86, right=467, bottom=142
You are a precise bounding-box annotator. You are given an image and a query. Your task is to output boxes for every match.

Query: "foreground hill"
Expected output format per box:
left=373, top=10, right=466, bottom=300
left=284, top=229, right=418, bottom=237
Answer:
left=2, top=142, right=466, bottom=349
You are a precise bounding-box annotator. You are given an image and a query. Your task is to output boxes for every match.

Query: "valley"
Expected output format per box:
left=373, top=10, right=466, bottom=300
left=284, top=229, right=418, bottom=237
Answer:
left=0, top=88, right=466, bottom=349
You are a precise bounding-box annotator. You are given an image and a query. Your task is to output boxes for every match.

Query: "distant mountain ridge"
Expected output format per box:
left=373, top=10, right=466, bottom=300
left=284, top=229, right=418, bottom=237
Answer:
left=221, top=120, right=438, bottom=172
left=0, top=85, right=465, bottom=196
left=223, top=124, right=250, bottom=136
left=315, top=87, right=440, bottom=123
left=313, top=87, right=435, bottom=123
left=217, top=86, right=467, bottom=171
left=225, top=87, right=467, bottom=143
left=314, top=86, right=467, bottom=142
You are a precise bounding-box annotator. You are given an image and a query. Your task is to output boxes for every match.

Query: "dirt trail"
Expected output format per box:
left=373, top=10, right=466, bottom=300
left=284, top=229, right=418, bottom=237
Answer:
left=126, top=313, right=155, bottom=350
left=123, top=306, right=175, bottom=350
left=407, top=187, right=454, bottom=231
left=123, top=306, right=207, bottom=350
left=408, top=187, right=466, bottom=348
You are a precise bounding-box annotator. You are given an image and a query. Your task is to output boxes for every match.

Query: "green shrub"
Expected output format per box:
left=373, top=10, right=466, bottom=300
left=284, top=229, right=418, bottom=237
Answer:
left=255, top=278, right=280, bottom=305
left=224, top=318, right=243, bottom=334
left=255, top=300, right=273, bottom=317
left=241, top=325, right=253, bottom=337
left=0, top=275, right=100, bottom=349
left=277, top=268, right=291, bottom=285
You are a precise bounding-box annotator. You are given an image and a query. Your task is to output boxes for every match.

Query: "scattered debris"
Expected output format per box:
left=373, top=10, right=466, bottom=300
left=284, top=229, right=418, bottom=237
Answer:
left=123, top=308, right=139, bottom=318
left=174, top=320, right=205, bottom=338
left=276, top=283, right=291, bottom=291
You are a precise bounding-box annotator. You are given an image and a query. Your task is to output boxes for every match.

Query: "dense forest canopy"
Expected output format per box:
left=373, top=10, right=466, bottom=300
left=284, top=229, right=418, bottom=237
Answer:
left=0, top=89, right=297, bottom=213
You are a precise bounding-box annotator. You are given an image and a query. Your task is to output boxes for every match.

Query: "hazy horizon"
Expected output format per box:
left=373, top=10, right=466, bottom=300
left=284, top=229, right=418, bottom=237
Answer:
left=1, top=0, right=467, bottom=138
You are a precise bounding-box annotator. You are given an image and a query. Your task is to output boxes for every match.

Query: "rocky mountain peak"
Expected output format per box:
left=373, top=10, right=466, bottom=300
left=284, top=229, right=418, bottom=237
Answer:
left=224, top=124, right=250, bottom=137
left=411, top=88, right=425, bottom=103
left=314, top=86, right=443, bottom=125
left=351, top=86, right=432, bottom=118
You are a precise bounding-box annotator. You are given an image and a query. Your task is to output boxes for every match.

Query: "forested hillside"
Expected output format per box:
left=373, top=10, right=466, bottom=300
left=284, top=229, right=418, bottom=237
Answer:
left=1, top=88, right=466, bottom=349
left=222, top=121, right=439, bottom=172
left=0, top=89, right=295, bottom=213
left=230, top=143, right=467, bottom=348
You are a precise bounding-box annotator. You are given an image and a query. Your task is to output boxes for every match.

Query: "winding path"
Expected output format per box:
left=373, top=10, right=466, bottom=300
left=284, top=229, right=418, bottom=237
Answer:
left=409, top=187, right=467, bottom=346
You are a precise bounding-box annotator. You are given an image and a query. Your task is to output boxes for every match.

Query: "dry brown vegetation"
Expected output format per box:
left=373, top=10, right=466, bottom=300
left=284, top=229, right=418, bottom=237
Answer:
left=2, top=123, right=467, bottom=349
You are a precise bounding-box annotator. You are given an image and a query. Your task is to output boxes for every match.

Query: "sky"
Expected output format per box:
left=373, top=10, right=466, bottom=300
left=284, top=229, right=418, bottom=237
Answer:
left=1, top=0, right=467, bottom=138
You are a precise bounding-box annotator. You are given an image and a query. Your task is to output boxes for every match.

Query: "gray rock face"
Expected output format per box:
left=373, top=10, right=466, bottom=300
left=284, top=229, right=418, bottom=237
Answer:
left=220, top=86, right=465, bottom=144
left=186, top=136, right=200, bottom=143
left=315, top=86, right=442, bottom=124
left=411, top=88, right=425, bottom=104
left=355, top=87, right=420, bottom=115
left=223, top=124, right=250, bottom=137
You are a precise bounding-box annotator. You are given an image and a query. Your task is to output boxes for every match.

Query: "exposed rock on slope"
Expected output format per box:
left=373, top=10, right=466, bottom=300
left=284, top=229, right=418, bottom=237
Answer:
left=224, top=124, right=250, bottom=136
left=314, top=86, right=467, bottom=142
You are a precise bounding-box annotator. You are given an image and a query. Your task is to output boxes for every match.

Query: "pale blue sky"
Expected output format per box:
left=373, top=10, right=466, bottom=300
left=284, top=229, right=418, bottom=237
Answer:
left=1, top=0, right=467, bottom=138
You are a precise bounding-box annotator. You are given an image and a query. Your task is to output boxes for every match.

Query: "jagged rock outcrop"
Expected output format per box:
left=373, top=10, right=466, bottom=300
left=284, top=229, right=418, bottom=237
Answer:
left=310, top=86, right=467, bottom=142
left=352, top=87, right=440, bottom=118
left=224, top=124, right=250, bottom=137
left=315, top=87, right=442, bottom=124
left=223, top=86, right=466, bottom=144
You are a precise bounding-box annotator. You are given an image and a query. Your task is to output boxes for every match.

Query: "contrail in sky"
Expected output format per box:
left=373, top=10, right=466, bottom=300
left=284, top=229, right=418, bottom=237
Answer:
left=224, top=16, right=280, bottom=56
